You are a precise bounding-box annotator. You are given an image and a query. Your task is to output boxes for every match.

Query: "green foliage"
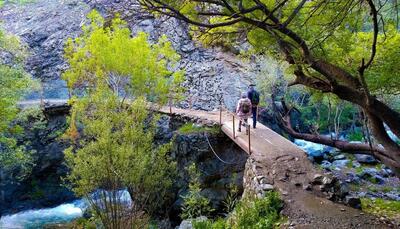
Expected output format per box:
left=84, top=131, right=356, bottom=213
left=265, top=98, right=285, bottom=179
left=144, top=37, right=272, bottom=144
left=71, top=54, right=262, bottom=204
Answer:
left=355, top=166, right=364, bottom=175
left=65, top=92, right=176, bottom=219
left=287, top=90, right=358, bottom=133
left=228, top=191, right=283, bottom=229
left=0, top=0, right=35, bottom=7
left=346, top=160, right=354, bottom=169
left=63, top=11, right=185, bottom=227
left=193, top=218, right=227, bottom=229
left=192, top=191, right=283, bottom=229
left=63, top=10, right=184, bottom=105
left=181, top=164, right=215, bottom=219
left=178, top=122, right=220, bottom=135
left=348, top=131, right=364, bottom=141
left=361, top=198, right=400, bottom=221
left=0, top=27, right=35, bottom=181
left=0, top=65, right=32, bottom=140
left=181, top=184, right=215, bottom=220
left=222, top=178, right=239, bottom=214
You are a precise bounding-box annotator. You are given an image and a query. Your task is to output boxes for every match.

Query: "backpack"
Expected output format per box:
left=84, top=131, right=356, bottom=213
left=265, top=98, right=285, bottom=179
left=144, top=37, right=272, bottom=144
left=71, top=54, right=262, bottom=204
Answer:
left=250, top=91, right=260, bottom=106
left=241, top=100, right=251, bottom=113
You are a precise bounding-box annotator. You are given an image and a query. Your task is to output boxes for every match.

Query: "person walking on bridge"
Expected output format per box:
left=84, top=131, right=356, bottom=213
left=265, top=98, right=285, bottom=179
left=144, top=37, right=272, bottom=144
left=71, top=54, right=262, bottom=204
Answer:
left=247, top=84, right=260, bottom=129
left=236, top=93, right=252, bottom=133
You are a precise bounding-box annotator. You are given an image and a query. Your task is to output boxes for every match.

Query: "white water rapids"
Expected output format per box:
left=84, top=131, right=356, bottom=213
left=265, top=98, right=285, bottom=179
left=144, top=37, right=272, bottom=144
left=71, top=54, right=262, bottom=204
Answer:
left=0, top=190, right=131, bottom=228
left=0, top=200, right=84, bottom=229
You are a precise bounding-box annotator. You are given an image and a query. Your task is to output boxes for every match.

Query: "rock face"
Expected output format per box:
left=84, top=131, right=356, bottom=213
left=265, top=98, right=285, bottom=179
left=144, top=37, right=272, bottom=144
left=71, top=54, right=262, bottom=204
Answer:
left=0, top=0, right=90, bottom=99
left=159, top=116, right=248, bottom=222
left=0, top=0, right=259, bottom=110
left=0, top=108, right=74, bottom=216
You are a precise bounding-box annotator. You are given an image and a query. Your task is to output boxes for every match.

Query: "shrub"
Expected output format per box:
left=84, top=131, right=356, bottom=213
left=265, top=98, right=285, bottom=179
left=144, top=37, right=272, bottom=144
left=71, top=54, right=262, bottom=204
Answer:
left=194, top=191, right=284, bottom=229
left=193, top=218, right=227, bottom=229
left=181, top=164, right=214, bottom=219
left=228, top=191, right=283, bottom=229
left=178, top=122, right=220, bottom=135
left=348, top=131, right=364, bottom=141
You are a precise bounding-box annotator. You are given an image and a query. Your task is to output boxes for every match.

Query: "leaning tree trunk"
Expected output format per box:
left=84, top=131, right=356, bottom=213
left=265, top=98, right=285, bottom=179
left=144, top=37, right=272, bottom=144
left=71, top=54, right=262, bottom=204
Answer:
left=272, top=96, right=400, bottom=177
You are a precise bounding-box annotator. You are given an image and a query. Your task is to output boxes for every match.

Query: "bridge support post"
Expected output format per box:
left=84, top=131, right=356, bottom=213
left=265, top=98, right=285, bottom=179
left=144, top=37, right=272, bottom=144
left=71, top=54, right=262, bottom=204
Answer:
left=40, top=81, right=44, bottom=109
left=169, top=98, right=172, bottom=114
left=219, top=106, right=222, bottom=125
left=248, top=124, right=251, bottom=154
left=233, top=115, right=236, bottom=139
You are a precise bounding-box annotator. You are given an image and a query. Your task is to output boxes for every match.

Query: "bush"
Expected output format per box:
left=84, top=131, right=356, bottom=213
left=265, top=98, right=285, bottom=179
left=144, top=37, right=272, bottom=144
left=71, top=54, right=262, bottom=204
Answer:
left=192, top=191, right=283, bottom=229
left=193, top=218, right=227, bottom=229
left=348, top=131, right=364, bottom=141
left=229, top=191, right=283, bottom=229
left=181, top=164, right=214, bottom=219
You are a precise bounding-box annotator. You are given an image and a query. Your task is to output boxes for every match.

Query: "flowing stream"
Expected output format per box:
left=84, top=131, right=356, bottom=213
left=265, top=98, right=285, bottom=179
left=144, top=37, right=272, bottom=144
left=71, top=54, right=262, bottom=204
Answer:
left=0, top=190, right=131, bottom=228
left=0, top=200, right=85, bottom=229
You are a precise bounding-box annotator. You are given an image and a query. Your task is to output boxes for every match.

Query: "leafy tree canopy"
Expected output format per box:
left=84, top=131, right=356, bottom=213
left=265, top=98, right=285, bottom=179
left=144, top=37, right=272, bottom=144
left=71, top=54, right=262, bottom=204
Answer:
left=65, top=90, right=176, bottom=216
left=0, top=22, right=35, bottom=176
left=63, top=11, right=182, bottom=226
left=63, top=10, right=184, bottom=105
left=143, top=0, right=399, bottom=95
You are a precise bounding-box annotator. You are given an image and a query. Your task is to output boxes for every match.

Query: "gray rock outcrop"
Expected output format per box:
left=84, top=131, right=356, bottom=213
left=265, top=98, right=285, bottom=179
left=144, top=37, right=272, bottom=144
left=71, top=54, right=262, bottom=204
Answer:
left=0, top=0, right=260, bottom=110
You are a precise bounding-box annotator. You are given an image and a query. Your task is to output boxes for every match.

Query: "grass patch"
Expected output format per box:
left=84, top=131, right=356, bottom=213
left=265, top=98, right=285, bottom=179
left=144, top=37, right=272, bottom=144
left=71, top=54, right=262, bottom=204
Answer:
left=178, top=122, right=220, bottom=135
left=355, top=166, right=364, bottom=175
left=361, top=198, right=400, bottom=221
left=381, top=186, right=394, bottom=193
left=367, top=186, right=379, bottom=192
left=375, top=164, right=384, bottom=170
left=346, top=160, right=354, bottom=168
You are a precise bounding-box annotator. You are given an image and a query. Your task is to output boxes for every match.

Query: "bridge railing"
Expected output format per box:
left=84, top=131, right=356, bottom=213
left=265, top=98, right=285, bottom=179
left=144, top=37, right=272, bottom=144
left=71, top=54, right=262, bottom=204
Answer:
left=219, top=105, right=253, bottom=154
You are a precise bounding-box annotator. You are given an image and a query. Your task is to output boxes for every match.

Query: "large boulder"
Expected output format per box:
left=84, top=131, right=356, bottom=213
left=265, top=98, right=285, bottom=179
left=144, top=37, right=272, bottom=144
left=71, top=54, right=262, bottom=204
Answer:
left=344, top=195, right=362, bottom=209
left=320, top=160, right=332, bottom=170
left=332, top=160, right=350, bottom=168
left=358, top=168, right=379, bottom=178
left=354, top=154, right=377, bottom=164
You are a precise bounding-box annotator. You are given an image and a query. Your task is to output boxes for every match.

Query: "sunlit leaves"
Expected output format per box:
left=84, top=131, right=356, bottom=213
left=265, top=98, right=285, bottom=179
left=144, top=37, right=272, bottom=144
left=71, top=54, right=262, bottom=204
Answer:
left=145, top=0, right=400, bottom=98
left=0, top=28, right=35, bottom=180
left=65, top=91, right=176, bottom=215
left=63, top=10, right=184, bottom=105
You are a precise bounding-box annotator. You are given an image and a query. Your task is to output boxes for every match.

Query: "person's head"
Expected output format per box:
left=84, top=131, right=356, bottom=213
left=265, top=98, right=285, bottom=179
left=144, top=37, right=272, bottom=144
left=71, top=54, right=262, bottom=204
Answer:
left=241, top=92, right=247, bottom=99
left=249, top=84, right=255, bottom=90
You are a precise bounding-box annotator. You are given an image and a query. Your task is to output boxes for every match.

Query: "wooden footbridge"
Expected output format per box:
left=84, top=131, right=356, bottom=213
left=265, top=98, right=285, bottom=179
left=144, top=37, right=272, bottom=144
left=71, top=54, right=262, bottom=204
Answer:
left=158, top=105, right=305, bottom=157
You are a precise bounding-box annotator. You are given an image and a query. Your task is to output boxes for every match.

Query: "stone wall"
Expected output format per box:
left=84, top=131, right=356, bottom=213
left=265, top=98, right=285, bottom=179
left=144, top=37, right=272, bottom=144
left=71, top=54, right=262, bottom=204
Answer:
left=242, top=158, right=275, bottom=199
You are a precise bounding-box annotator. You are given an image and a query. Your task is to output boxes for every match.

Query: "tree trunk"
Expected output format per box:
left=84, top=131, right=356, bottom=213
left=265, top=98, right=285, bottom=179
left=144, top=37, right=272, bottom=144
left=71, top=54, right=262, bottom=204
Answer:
left=273, top=99, right=400, bottom=177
